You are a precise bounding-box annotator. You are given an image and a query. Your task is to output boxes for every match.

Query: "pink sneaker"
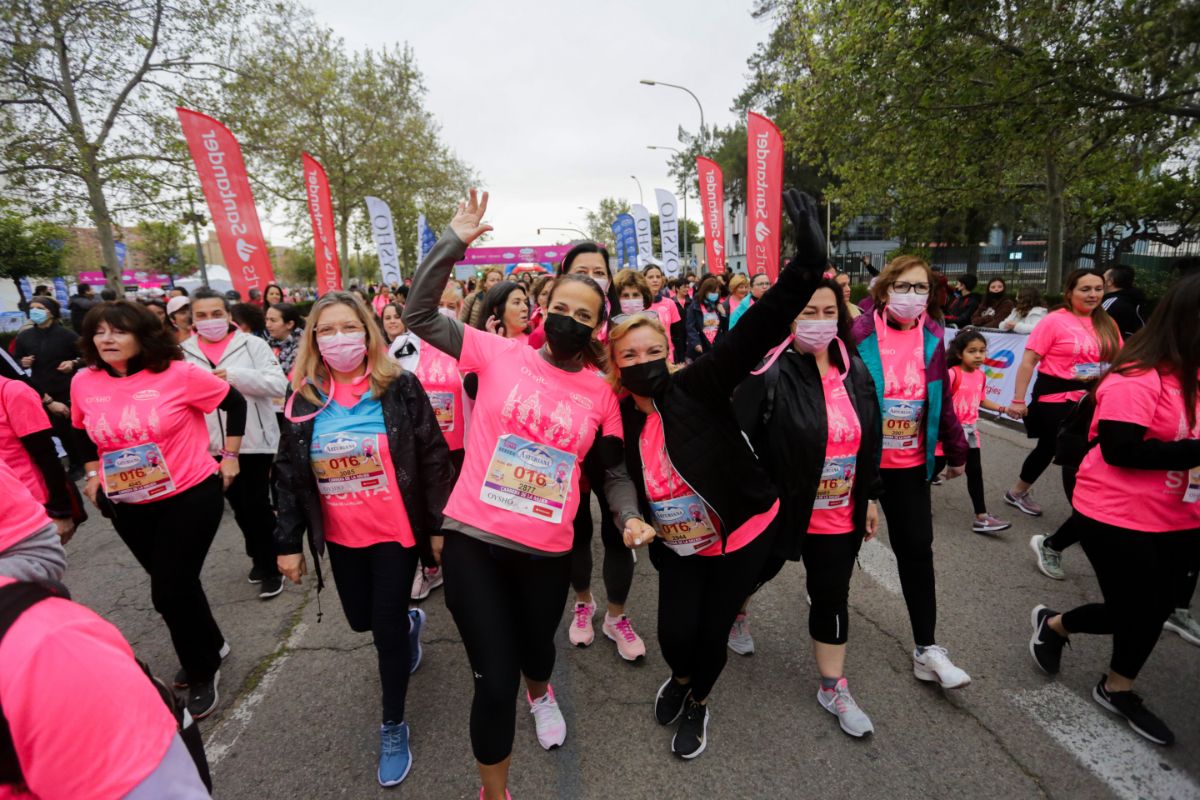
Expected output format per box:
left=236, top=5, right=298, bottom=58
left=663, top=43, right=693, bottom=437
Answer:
left=568, top=601, right=596, bottom=647
left=527, top=685, right=566, bottom=749
left=602, top=614, right=646, bottom=661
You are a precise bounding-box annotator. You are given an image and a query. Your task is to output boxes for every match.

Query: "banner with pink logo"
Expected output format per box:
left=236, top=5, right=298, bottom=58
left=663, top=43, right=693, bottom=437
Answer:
left=696, top=157, right=726, bottom=275
left=746, top=111, right=783, bottom=281
left=455, top=245, right=575, bottom=267
left=302, top=152, right=342, bottom=296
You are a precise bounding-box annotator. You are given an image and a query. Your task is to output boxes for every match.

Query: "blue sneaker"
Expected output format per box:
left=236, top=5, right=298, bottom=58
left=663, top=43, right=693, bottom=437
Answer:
left=409, top=608, right=426, bottom=674
left=378, top=721, right=412, bottom=787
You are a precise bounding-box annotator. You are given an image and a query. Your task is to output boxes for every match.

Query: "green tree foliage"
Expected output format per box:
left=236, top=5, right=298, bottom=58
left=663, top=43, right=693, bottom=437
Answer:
left=280, top=244, right=316, bottom=288
left=0, top=208, right=68, bottom=300
left=133, top=219, right=193, bottom=277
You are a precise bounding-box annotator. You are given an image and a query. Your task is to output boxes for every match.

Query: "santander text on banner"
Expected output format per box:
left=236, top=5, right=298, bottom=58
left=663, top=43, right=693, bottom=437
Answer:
left=302, top=153, right=342, bottom=296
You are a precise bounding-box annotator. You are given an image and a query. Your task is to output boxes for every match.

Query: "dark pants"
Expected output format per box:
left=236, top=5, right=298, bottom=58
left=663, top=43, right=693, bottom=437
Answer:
left=1060, top=513, right=1200, bottom=679
left=1019, top=400, right=1075, bottom=499
left=326, top=540, right=419, bottom=723
left=442, top=532, right=571, bottom=765
left=569, top=485, right=633, bottom=605
left=49, top=410, right=85, bottom=470
left=878, top=466, right=937, bottom=647
left=224, top=453, right=280, bottom=577
left=936, top=449, right=987, bottom=515
left=1042, top=465, right=1085, bottom=551
left=650, top=526, right=774, bottom=702
left=804, top=531, right=865, bottom=646
left=420, top=449, right=465, bottom=570
left=113, top=475, right=226, bottom=682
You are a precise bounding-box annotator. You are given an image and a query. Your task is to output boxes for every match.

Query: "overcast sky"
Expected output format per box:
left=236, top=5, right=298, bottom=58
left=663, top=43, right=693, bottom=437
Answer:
left=301, top=0, right=771, bottom=247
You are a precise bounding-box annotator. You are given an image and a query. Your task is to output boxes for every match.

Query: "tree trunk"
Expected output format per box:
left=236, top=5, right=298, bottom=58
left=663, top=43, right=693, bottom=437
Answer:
left=81, top=154, right=124, bottom=295
left=338, top=213, right=350, bottom=289
left=1045, top=154, right=1065, bottom=292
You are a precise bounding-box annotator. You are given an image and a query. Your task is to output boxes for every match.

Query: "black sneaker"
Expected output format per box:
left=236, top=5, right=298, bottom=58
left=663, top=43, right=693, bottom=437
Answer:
left=259, top=574, right=284, bottom=599
left=1092, top=676, right=1174, bottom=746
left=186, top=671, right=220, bottom=720
left=654, top=677, right=691, bottom=725
left=247, top=566, right=265, bottom=584
left=671, top=697, right=709, bottom=759
left=173, top=640, right=230, bottom=690
left=1029, top=605, right=1068, bottom=675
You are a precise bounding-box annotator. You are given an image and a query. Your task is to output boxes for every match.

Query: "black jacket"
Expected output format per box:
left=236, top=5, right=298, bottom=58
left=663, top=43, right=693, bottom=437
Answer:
left=621, top=256, right=821, bottom=549
left=733, top=347, right=882, bottom=561
left=684, top=296, right=729, bottom=358
left=12, top=324, right=80, bottom=401
left=945, top=291, right=980, bottom=327
left=272, top=373, right=455, bottom=573
left=68, top=294, right=97, bottom=332
left=1101, top=288, right=1146, bottom=339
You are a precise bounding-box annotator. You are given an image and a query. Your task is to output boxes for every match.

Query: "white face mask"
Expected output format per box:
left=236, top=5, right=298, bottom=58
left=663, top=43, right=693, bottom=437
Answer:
left=886, top=291, right=928, bottom=322
left=437, top=306, right=458, bottom=318
left=619, top=298, right=645, bottom=315
left=593, top=276, right=610, bottom=292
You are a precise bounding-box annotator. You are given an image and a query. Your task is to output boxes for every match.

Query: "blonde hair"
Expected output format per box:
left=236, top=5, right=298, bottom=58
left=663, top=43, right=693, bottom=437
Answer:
left=728, top=274, right=749, bottom=295
left=292, top=291, right=399, bottom=405
left=441, top=282, right=463, bottom=306
left=605, top=312, right=682, bottom=392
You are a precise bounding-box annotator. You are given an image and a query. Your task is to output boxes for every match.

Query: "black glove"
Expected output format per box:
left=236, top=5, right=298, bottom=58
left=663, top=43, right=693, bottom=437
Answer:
left=782, top=189, right=827, bottom=272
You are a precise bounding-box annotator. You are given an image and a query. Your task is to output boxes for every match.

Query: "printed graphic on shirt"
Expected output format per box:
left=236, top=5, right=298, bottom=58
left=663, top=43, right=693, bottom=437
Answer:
left=102, top=442, right=175, bottom=503
left=480, top=433, right=576, bottom=523
left=702, top=310, right=719, bottom=344
left=428, top=392, right=456, bottom=432
left=310, top=431, right=388, bottom=496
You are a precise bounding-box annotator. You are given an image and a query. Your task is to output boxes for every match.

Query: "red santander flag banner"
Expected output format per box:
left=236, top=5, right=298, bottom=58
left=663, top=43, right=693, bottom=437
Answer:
left=302, top=152, right=342, bottom=295
left=176, top=108, right=276, bottom=296
left=746, top=111, right=784, bottom=281
left=696, top=156, right=726, bottom=275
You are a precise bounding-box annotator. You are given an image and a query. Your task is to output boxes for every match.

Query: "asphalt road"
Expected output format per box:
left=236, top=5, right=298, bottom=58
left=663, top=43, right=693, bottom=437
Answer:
left=64, top=420, right=1199, bottom=800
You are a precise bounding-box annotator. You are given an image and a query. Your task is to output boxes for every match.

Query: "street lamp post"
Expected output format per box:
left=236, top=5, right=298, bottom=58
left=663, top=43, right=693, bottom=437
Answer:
left=630, top=175, right=644, bottom=206
left=647, top=144, right=691, bottom=266
left=639, top=79, right=706, bottom=139
left=537, top=226, right=589, bottom=240
left=183, top=189, right=209, bottom=288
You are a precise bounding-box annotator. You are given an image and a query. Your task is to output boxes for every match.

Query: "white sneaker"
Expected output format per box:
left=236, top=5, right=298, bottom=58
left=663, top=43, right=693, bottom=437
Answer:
left=912, top=645, right=971, bottom=688
left=817, top=678, right=875, bottom=738
left=528, top=685, right=566, bottom=750
left=568, top=601, right=596, bottom=647
left=727, top=613, right=755, bottom=656
left=1164, top=608, right=1200, bottom=646
left=410, top=566, right=444, bottom=601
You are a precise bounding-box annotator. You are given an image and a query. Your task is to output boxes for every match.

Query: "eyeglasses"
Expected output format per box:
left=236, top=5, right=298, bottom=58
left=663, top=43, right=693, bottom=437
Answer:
left=891, top=282, right=931, bottom=295
left=315, top=323, right=365, bottom=337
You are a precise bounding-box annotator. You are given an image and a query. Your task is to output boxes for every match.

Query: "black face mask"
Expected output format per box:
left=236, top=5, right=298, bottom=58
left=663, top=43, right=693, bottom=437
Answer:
left=620, top=357, right=671, bottom=397
left=543, top=312, right=594, bottom=360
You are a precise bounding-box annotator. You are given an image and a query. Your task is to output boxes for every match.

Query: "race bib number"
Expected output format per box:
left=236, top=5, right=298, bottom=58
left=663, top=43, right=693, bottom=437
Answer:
left=310, top=432, right=389, bottom=496
left=963, top=422, right=980, bottom=449
left=102, top=443, right=176, bottom=503
left=1184, top=467, right=1200, bottom=504
left=650, top=494, right=719, bottom=556
left=480, top=434, right=576, bottom=524
left=881, top=398, right=925, bottom=450
left=702, top=311, right=719, bottom=344
left=815, top=455, right=856, bottom=510
left=428, top=391, right=456, bottom=432
left=1073, top=362, right=1107, bottom=380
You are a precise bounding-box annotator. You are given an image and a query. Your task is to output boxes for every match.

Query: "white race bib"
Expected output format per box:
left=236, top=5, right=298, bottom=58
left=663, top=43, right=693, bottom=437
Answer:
left=480, top=434, right=576, bottom=524
left=102, top=443, right=176, bottom=503
left=650, top=494, right=719, bottom=556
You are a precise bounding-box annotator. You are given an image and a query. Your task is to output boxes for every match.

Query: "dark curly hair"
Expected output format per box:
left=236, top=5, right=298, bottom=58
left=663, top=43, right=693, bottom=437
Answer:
left=79, top=301, right=182, bottom=374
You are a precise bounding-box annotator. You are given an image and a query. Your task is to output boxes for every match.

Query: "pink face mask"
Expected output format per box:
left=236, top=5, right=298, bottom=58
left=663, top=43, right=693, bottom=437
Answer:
left=437, top=306, right=458, bottom=318
left=619, top=298, right=645, bottom=315
left=318, top=332, right=367, bottom=373
left=791, top=319, right=838, bottom=353
left=195, top=318, right=231, bottom=342
left=886, top=291, right=928, bottom=322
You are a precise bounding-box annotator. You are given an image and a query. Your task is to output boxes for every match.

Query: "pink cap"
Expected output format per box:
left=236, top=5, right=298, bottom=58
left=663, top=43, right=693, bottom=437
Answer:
left=166, top=296, right=190, bottom=316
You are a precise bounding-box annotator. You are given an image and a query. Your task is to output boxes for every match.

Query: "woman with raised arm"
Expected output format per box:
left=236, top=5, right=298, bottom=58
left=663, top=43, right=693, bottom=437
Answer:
left=403, top=190, right=652, bottom=800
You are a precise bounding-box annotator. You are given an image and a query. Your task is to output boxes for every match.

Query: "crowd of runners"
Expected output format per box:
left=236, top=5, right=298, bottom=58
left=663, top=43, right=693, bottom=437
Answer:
left=0, top=188, right=1195, bottom=800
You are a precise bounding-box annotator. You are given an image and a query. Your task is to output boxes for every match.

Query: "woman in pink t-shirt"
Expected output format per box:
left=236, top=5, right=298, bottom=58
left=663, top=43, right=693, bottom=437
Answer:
left=71, top=301, right=246, bottom=723
left=643, top=262, right=687, bottom=362
left=1027, top=273, right=1200, bottom=747
left=273, top=291, right=454, bottom=788
left=402, top=191, right=651, bottom=800
left=1005, top=269, right=1121, bottom=522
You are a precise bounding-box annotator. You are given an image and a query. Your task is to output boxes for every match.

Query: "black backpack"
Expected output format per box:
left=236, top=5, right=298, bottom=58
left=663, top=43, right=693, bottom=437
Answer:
left=0, top=581, right=212, bottom=793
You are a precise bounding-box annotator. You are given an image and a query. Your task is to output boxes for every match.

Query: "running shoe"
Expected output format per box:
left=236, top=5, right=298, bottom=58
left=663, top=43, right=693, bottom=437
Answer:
left=602, top=614, right=646, bottom=661
left=568, top=601, right=596, bottom=647
left=409, top=608, right=426, bottom=674
left=1029, top=605, right=1068, bottom=675
left=410, top=566, right=444, bottom=601
left=931, top=474, right=944, bottom=486
left=259, top=573, right=284, bottom=599
left=727, top=613, right=755, bottom=656
left=912, top=645, right=971, bottom=688
left=671, top=697, right=709, bottom=759
left=378, top=721, right=412, bottom=787
left=1030, top=534, right=1066, bottom=580
left=1004, top=489, right=1043, bottom=516
left=817, top=678, right=874, bottom=738
left=478, top=789, right=512, bottom=800
left=528, top=685, right=566, bottom=750
left=174, top=640, right=230, bottom=690
left=186, top=671, right=220, bottom=720
left=972, top=514, right=1011, bottom=535
left=654, top=677, right=691, bottom=725
left=1092, top=676, right=1174, bottom=746
left=247, top=566, right=265, bottom=584
left=1163, top=608, right=1200, bottom=647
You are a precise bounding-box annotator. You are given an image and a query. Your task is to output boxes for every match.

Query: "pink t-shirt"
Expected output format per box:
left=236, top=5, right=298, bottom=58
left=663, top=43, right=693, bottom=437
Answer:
left=0, top=459, right=53, bottom=553
left=1025, top=309, right=1115, bottom=403
left=649, top=298, right=682, bottom=361
left=415, top=344, right=466, bottom=452
left=0, top=577, right=176, bottom=800
left=936, top=366, right=986, bottom=454
left=809, top=367, right=862, bottom=535
left=0, top=378, right=52, bottom=505
left=877, top=318, right=927, bottom=469
left=71, top=361, right=228, bottom=503
left=639, top=411, right=778, bottom=556
left=1072, top=368, right=1200, bottom=533
left=196, top=331, right=234, bottom=366
left=442, top=326, right=623, bottom=553
left=313, top=379, right=416, bottom=549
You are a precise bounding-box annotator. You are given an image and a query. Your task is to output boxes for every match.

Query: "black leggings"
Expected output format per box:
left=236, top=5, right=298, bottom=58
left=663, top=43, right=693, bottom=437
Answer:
left=420, top=449, right=465, bottom=570
left=877, top=466, right=937, bottom=647
left=935, top=449, right=987, bottom=515
left=1019, top=401, right=1076, bottom=499
left=224, top=453, right=280, bottom=576
left=326, top=540, right=419, bottom=724
left=650, top=526, right=774, bottom=702
left=112, top=475, right=226, bottom=683
left=1059, top=513, right=1200, bottom=679
left=442, top=532, right=571, bottom=765
left=569, top=484, right=633, bottom=605
left=804, top=531, right=865, bottom=645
